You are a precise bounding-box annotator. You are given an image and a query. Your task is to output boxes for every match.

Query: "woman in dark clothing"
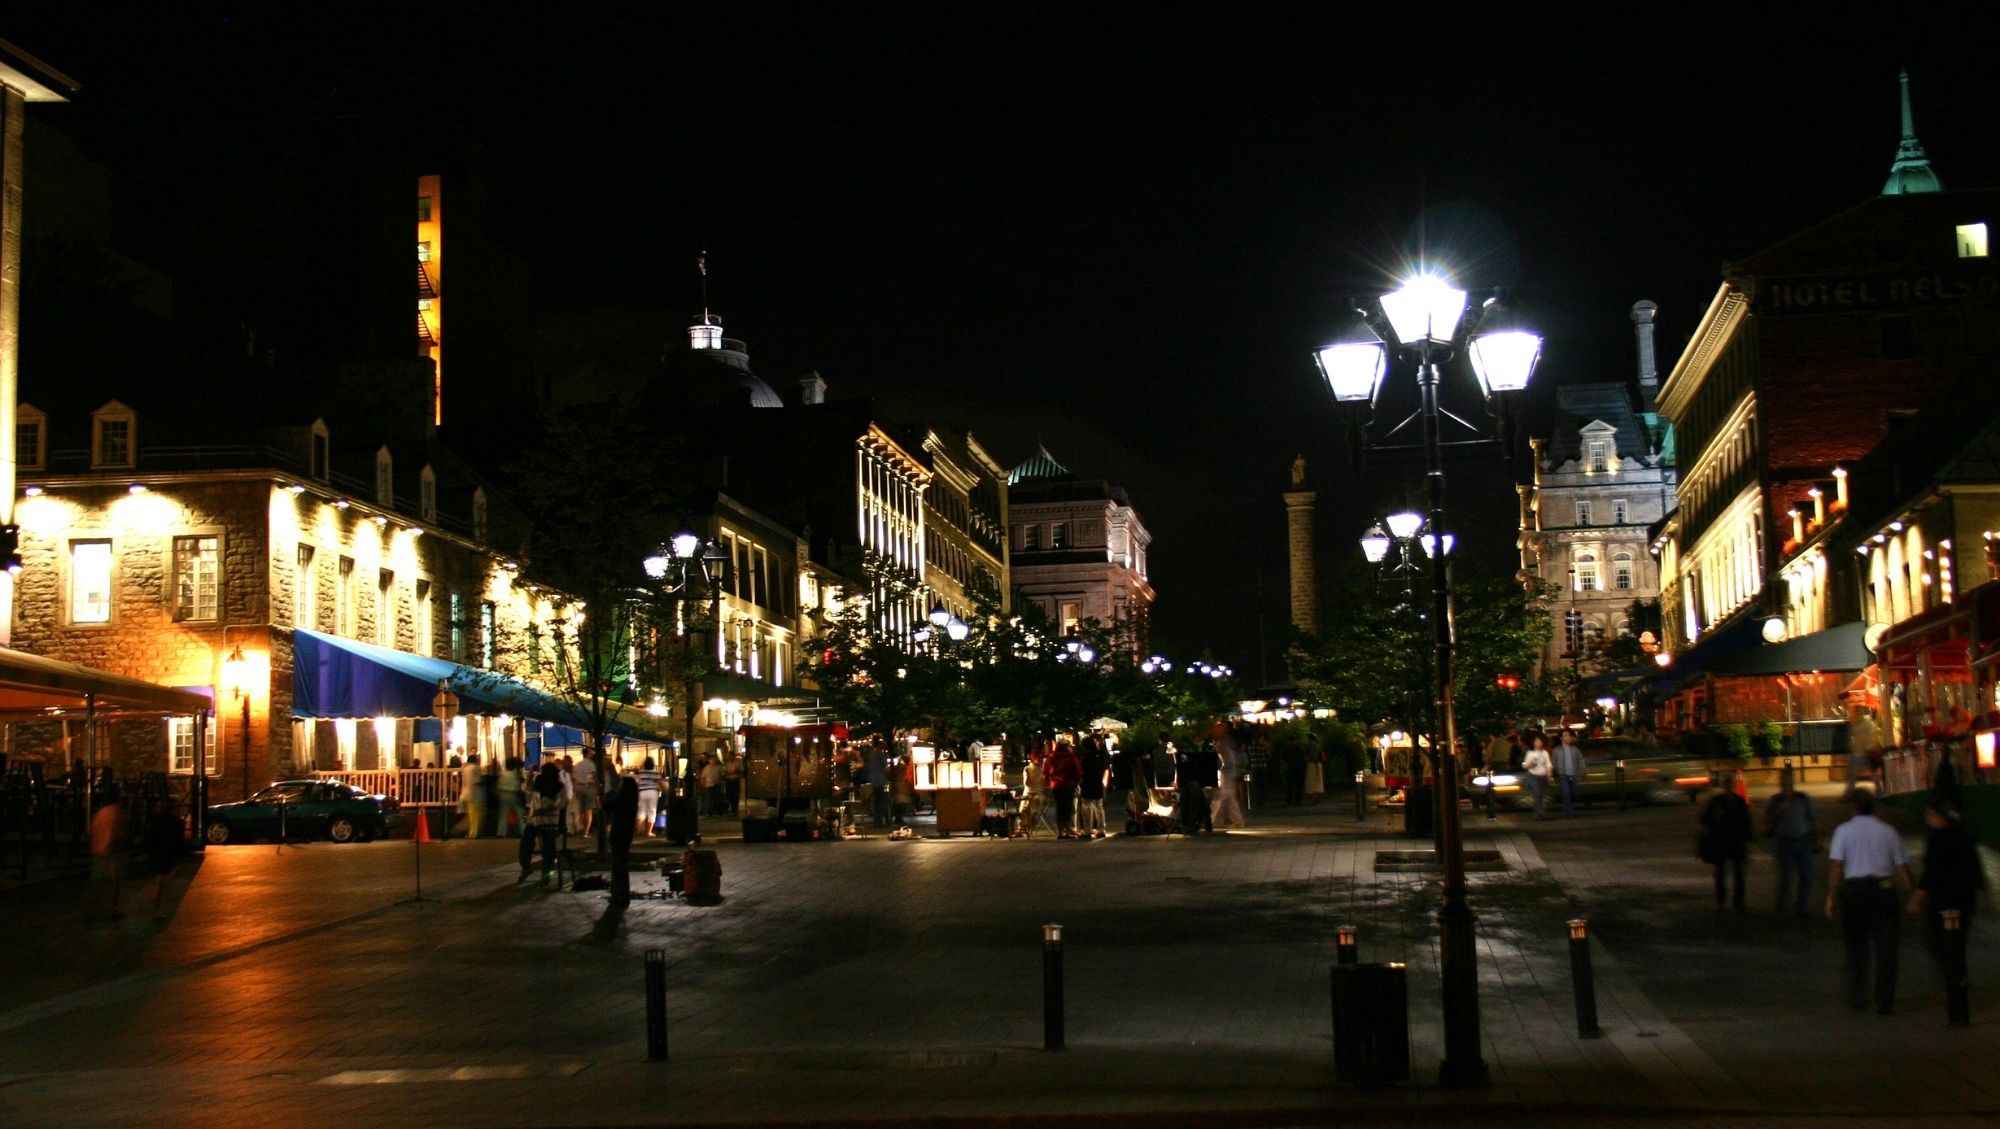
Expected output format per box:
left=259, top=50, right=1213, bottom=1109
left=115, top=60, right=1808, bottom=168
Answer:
left=1699, top=772, right=1754, bottom=911
left=521, top=764, right=566, bottom=887
left=1910, top=801, right=1985, bottom=987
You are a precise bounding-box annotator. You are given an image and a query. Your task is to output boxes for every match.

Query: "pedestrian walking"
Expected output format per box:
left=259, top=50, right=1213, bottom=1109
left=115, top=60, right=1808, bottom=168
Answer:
left=1019, top=749, right=1050, bottom=837
left=606, top=775, right=638, bottom=906
left=1521, top=733, right=1552, bottom=819
left=142, top=794, right=183, bottom=921
left=458, top=754, right=486, bottom=838
left=1844, top=694, right=1883, bottom=798
left=1044, top=739, right=1082, bottom=838
left=89, top=785, right=127, bottom=921
left=1210, top=726, right=1246, bottom=829
left=1826, top=788, right=1915, bottom=1013
left=495, top=755, right=525, bottom=837
left=1763, top=768, right=1818, bottom=916
left=1700, top=772, right=1754, bottom=911
left=570, top=749, right=599, bottom=842
left=1181, top=738, right=1220, bottom=833
left=1909, top=800, right=1984, bottom=991
left=1281, top=738, right=1306, bottom=806
left=1552, top=731, right=1585, bottom=818
left=1302, top=736, right=1325, bottom=805
left=633, top=757, right=662, bottom=837
left=1076, top=733, right=1109, bottom=839
left=522, top=764, right=566, bottom=887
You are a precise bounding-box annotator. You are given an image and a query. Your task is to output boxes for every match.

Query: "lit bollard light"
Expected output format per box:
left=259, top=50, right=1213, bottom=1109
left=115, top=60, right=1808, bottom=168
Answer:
left=1567, top=919, right=1602, bottom=1038
left=1043, top=923, right=1065, bottom=1050
left=645, top=948, right=669, bottom=1062
left=1337, top=923, right=1359, bottom=966
left=1944, top=909, right=1971, bottom=1027
left=1354, top=770, right=1367, bottom=823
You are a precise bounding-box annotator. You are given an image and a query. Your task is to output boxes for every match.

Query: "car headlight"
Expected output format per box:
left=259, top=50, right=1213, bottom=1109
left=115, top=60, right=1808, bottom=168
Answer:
left=1472, top=773, right=1520, bottom=788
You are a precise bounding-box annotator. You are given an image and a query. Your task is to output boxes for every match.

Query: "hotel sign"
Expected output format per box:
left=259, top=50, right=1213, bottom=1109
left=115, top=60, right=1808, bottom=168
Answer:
left=1753, top=270, right=2000, bottom=316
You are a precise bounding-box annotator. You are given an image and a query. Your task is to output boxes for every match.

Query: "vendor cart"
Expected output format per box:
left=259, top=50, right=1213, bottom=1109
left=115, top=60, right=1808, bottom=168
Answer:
left=740, top=724, right=835, bottom=842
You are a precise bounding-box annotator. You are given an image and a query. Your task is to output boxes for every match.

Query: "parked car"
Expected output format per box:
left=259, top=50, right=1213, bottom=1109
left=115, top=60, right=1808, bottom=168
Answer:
left=1471, top=736, right=1712, bottom=809
left=205, top=780, right=399, bottom=844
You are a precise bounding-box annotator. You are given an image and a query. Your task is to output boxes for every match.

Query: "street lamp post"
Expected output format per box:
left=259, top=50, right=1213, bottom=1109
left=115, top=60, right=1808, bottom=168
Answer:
left=1361, top=512, right=1453, bottom=844
left=1315, top=270, right=1541, bottom=1090
left=645, top=532, right=728, bottom=847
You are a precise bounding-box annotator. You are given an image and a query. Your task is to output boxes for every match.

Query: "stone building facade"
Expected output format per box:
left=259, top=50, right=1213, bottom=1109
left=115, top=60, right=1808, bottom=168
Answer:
left=1006, top=446, right=1154, bottom=654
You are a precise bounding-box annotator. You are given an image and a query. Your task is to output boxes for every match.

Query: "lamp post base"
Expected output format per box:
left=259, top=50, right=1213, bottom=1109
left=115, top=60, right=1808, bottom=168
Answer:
left=1436, top=898, right=1488, bottom=1090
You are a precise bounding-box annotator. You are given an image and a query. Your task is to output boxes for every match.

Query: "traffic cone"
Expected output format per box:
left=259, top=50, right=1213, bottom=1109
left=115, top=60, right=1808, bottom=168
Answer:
left=411, top=807, right=432, bottom=844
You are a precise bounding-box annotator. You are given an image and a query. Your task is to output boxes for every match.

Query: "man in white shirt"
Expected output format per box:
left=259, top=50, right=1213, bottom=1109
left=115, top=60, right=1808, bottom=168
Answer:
left=1826, top=789, right=1915, bottom=1013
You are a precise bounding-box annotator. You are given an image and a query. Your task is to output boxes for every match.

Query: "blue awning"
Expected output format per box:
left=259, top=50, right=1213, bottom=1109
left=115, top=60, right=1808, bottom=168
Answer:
left=290, top=628, right=674, bottom=742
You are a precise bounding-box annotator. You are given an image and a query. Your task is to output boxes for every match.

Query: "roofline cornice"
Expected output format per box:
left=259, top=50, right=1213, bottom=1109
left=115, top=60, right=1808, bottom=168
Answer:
left=1657, top=283, right=1749, bottom=422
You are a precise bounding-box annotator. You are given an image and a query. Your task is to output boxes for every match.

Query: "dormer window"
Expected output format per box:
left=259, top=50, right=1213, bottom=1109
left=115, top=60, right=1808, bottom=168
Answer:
left=1587, top=441, right=1609, bottom=474
left=420, top=465, right=437, bottom=522
left=471, top=487, right=488, bottom=541
left=375, top=447, right=394, bottom=505
left=16, top=404, right=45, bottom=472
left=310, top=420, right=330, bottom=481
left=91, top=401, right=137, bottom=468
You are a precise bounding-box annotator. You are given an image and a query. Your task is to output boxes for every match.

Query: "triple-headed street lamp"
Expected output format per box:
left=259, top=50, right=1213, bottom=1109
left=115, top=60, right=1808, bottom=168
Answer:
left=644, top=531, right=729, bottom=846
left=1361, top=510, right=1453, bottom=843
left=1315, top=270, right=1541, bottom=1090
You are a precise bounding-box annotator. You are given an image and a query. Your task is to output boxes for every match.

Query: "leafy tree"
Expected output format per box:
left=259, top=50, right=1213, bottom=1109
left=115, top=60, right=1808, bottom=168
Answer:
left=1291, top=563, right=1558, bottom=749
left=796, top=554, right=939, bottom=747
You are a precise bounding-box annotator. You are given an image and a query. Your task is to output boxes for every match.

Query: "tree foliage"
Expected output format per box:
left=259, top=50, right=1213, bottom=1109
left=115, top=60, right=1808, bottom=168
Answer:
left=1290, top=562, right=1559, bottom=739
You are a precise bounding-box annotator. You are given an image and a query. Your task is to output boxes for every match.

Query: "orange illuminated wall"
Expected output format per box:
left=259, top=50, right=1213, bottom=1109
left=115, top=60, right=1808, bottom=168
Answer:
left=417, top=174, right=443, bottom=424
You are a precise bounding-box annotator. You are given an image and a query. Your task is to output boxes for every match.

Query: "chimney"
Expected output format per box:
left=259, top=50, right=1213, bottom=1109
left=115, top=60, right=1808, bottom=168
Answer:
left=1631, top=300, right=1659, bottom=400
left=798, top=371, right=827, bottom=405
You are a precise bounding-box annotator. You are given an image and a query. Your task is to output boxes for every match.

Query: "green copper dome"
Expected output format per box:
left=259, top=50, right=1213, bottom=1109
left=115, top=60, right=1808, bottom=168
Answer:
left=1882, top=70, right=1942, bottom=196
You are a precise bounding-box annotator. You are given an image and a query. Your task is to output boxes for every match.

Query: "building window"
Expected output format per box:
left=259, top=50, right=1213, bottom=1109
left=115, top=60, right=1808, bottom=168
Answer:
left=416, top=579, right=434, bottom=655
left=1023, top=526, right=1040, bottom=551
left=1957, top=222, right=1989, bottom=258
left=420, top=466, right=437, bottom=522
left=1574, top=553, right=1600, bottom=592
left=169, top=716, right=217, bottom=776
left=1050, top=523, right=1068, bottom=549
left=337, top=556, right=356, bottom=637
left=480, top=602, right=496, bottom=668
left=1576, top=500, right=1592, bottom=526
left=417, top=196, right=432, bottom=223
left=1060, top=601, right=1082, bottom=636
left=310, top=421, right=330, bottom=481
left=93, top=406, right=135, bottom=468
left=1587, top=442, right=1608, bottom=473
left=528, top=621, right=542, bottom=674
left=417, top=240, right=432, bottom=263
left=376, top=448, right=394, bottom=505
left=172, top=535, right=221, bottom=622
left=1613, top=552, right=1635, bottom=591
left=1612, top=499, right=1628, bottom=524
left=1880, top=315, right=1917, bottom=360
left=449, top=590, right=465, bottom=661
left=16, top=408, right=45, bottom=472
left=378, top=570, right=395, bottom=648
left=70, top=540, right=113, bottom=624
left=295, top=545, right=317, bottom=629
left=472, top=488, right=488, bottom=541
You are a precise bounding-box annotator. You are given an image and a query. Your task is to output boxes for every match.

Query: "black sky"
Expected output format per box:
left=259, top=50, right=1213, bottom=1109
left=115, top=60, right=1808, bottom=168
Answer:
left=13, top=4, right=2000, bottom=683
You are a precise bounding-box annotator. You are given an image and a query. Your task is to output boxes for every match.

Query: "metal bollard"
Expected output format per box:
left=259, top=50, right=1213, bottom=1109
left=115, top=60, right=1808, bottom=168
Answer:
left=645, top=948, right=669, bottom=1061
left=1944, top=909, right=1971, bottom=1027
left=1485, top=770, right=1498, bottom=820
left=1615, top=760, right=1627, bottom=812
left=1336, top=923, right=1358, bottom=966
left=1043, top=924, right=1065, bottom=1050
left=1354, top=771, right=1367, bottom=822
left=1567, top=919, right=1602, bottom=1038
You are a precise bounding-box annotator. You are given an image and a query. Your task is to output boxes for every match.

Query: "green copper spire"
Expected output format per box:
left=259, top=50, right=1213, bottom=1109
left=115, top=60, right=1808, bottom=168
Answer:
left=1882, top=70, right=1943, bottom=195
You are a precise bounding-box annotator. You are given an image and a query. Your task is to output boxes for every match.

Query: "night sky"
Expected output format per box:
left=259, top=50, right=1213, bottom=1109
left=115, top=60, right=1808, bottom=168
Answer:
left=13, top=4, right=2000, bottom=683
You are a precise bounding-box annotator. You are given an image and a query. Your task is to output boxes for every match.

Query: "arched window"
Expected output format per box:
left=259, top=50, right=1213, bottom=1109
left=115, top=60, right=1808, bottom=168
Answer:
left=1574, top=550, right=1600, bottom=592
left=375, top=447, right=394, bottom=505
left=420, top=465, right=437, bottom=522
left=1613, top=550, right=1634, bottom=590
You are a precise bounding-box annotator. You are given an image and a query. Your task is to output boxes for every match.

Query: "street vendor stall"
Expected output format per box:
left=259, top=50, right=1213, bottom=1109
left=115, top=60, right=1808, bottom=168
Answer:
left=915, top=741, right=1006, bottom=835
left=740, top=723, right=835, bottom=841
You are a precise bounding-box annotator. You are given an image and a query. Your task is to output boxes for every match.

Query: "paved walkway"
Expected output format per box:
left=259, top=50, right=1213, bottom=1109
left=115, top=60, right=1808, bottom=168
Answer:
left=2, top=787, right=1996, bottom=1127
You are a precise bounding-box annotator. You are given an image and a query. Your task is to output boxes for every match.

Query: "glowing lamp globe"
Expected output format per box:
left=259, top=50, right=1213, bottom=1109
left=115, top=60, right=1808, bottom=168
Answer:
left=1380, top=273, right=1468, bottom=348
